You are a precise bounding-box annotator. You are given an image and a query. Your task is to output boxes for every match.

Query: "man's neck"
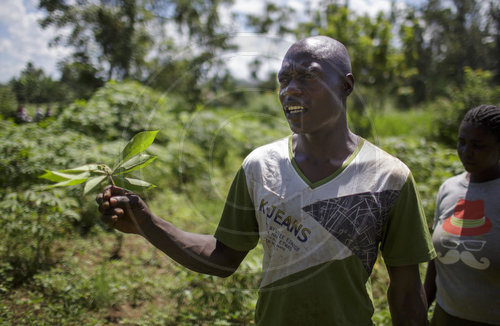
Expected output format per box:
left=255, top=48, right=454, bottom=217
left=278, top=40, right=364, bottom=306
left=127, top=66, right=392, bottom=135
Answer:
left=291, top=127, right=360, bottom=183
left=293, top=127, right=359, bottom=163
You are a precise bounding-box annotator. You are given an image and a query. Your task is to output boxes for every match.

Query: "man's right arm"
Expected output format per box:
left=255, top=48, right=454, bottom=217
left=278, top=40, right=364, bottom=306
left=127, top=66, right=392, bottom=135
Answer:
left=140, top=215, right=248, bottom=277
left=97, top=186, right=248, bottom=278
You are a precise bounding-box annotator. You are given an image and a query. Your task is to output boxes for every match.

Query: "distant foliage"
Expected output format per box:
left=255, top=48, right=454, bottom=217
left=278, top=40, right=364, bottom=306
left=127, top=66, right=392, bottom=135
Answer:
left=0, top=86, right=17, bottom=119
left=377, top=137, right=462, bottom=225
left=58, top=81, right=172, bottom=141
left=433, top=68, right=500, bottom=146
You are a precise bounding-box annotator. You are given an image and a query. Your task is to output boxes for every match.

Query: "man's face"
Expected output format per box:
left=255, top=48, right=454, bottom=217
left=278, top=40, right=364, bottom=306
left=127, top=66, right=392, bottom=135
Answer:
left=457, top=121, right=500, bottom=182
left=277, top=48, right=348, bottom=135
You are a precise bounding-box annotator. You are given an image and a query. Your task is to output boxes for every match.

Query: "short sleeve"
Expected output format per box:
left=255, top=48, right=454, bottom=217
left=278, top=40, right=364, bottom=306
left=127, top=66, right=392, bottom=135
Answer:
left=380, top=173, right=437, bottom=266
left=214, top=167, right=259, bottom=251
left=432, top=182, right=447, bottom=230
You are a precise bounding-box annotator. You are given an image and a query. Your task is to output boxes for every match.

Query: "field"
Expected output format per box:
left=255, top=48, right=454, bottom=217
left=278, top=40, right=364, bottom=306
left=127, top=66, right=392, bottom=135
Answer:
left=0, top=82, right=463, bottom=325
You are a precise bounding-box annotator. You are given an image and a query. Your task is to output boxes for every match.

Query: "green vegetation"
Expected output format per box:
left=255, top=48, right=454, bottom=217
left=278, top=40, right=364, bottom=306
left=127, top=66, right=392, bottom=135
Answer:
left=1, top=0, right=498, bottom=324
left=1, top=79, right=468, bottom=325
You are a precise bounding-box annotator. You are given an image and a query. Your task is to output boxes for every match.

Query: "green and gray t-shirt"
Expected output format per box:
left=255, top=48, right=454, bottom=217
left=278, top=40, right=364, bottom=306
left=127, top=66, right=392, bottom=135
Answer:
left=215, top=136, right=435, bottom=325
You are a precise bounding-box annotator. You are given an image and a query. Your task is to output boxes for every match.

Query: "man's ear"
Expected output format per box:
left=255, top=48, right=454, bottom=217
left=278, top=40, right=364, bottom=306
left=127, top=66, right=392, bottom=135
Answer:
left=344, top=73, right=354, bottom=96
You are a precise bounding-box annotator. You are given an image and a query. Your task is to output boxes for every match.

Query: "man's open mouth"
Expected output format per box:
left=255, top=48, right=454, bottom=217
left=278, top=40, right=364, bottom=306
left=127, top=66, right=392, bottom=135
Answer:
left=285, top=105, right=307, bottom=114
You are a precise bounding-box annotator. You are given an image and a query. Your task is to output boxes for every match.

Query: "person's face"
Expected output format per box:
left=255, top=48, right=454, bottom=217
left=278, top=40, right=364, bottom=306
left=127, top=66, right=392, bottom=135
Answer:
left=277, top=48, right=351, bottom=135
left=457, top=121, right=500, bottom=182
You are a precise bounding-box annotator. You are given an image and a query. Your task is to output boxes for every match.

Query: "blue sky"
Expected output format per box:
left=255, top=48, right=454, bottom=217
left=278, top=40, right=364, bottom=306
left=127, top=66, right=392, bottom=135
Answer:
left=0, top=0, right=424, bottom=83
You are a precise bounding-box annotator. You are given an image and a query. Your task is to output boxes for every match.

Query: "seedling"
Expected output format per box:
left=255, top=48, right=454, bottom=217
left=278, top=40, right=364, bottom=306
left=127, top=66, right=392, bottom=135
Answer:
left=40, top=130, right=159, bottom=195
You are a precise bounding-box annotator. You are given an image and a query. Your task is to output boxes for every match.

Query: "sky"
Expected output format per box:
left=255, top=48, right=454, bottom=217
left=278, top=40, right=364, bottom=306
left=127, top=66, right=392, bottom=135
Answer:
left=0, top=0, right=423, bottom=83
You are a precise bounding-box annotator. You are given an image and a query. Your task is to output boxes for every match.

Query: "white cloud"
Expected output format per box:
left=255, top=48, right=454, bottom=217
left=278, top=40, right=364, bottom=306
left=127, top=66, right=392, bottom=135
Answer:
left=223, top=33, right=294, bottom=79
left=0, top=0, right=70, bottom=82
left=350, top=0, right=393, bottom=17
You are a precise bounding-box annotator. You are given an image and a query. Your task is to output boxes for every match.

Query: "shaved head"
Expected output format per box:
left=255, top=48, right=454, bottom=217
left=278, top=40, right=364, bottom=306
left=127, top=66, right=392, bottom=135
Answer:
left=285, top=36, right=352, bottom=78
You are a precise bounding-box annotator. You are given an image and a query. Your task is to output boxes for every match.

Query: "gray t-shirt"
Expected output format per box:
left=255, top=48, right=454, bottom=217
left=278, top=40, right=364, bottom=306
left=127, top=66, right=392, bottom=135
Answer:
left=432, top=172, right=500, bottom=324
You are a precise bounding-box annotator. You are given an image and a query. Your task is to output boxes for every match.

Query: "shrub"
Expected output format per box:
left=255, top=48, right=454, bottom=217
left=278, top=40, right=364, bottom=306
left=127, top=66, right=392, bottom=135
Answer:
left=58, top=81, right=174, bottom=141
left=0, top=85, right=18, bottom=119
left=433, top=68, right=500, bottom=146
left=0, top=189, right=77, bottom=287
left=377, top=137, right=462, bottom=226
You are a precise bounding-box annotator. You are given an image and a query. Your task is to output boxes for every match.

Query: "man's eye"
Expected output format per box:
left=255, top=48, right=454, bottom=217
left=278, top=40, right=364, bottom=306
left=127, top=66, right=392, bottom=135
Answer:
left=278, top=78, right=289, bottom=84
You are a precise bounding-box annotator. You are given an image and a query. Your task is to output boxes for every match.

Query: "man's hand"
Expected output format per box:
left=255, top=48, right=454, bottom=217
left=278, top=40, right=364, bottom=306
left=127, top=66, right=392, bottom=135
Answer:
left=96, top=186, right=152, bottom=234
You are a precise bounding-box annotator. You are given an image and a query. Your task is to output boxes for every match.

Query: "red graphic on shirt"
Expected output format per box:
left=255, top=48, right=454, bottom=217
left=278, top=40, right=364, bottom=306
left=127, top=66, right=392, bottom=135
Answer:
left=442, top=199, right=492, bottom=236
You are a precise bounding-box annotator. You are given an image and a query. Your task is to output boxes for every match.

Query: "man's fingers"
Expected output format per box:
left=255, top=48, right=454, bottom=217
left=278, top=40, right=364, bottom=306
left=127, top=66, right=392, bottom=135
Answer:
left=109, top=195, right=132, bottom=208
left=101, top=214, right=117, bottom=226
left=109, top=186, right=131, bottom=196
left=96, top=193, right=103, bottom=205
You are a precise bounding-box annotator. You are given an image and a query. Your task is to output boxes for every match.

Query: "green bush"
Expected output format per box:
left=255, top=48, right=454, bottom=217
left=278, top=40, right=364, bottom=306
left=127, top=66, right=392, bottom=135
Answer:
left=377, top=137, right=462, bottom=226
left=433, top=68, right=500, bottom=146
left=0, top=189, right=77, bottom=287
left=0, top=85, right=18, bottom=119
left=58, top=80, right=174, bottom=141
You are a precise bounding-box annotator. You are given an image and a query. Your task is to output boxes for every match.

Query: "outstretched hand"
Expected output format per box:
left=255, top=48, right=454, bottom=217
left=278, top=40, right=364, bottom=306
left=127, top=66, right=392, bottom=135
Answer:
left=96, top=186, right=152, bottom=234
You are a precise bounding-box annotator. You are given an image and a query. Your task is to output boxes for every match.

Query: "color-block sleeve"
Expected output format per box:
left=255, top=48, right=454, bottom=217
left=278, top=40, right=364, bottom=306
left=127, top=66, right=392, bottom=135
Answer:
left=380, top=173, right=437, bottom=266
left=432, top=182, right=447, bottom=230
left=214, top=166, right=260, bottom=252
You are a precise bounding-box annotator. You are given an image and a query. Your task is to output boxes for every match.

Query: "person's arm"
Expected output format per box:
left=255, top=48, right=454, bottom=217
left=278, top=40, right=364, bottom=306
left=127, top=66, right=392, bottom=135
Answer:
left=423, top=259, right=437, bottom=308
left=96, top=186, right=248, bottom=278
left=386, top=264, right=428, bottom=326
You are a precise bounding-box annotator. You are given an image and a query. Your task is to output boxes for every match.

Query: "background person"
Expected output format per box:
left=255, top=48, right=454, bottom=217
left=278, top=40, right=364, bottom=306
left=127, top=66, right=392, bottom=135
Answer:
left=424, top=104, right=500, bottom=325
left=97, top=35, right=436, bottom=325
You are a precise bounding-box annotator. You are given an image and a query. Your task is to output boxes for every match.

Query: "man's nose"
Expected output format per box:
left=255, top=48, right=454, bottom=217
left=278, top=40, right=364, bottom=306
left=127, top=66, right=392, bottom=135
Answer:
left=280, top=79, right=302, bottom=97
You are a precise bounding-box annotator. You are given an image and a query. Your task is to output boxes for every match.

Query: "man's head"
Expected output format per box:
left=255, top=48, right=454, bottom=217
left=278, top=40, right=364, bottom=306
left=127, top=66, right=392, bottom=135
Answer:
left=278, top=36, right=354, bottom=135
left=289, top=36, right=352, bottom=79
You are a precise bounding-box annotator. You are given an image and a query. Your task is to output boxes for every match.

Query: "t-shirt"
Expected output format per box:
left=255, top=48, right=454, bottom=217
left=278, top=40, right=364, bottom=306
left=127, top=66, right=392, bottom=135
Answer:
left=432, top=172, right=500, bottom=325
left=215, top=136, right=436, bottom=325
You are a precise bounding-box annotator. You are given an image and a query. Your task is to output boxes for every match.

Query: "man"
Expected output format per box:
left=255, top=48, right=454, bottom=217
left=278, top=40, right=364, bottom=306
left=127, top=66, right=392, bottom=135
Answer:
left=97, top=36, right=436, bottom=325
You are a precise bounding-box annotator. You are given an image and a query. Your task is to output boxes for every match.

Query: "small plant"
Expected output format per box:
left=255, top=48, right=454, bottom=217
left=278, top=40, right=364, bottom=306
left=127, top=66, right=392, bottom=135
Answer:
left=40, top=130, right=159, bottom=194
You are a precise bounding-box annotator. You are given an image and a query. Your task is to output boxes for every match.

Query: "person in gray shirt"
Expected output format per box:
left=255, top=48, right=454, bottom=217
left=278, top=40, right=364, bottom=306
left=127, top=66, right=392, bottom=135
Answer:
left=424, top=104, right=500, bottom=325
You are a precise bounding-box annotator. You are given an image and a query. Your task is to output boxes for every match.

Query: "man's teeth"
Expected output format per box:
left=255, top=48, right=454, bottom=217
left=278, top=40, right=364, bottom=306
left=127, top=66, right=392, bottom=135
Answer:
left=287, top=106, right=305, bottom=112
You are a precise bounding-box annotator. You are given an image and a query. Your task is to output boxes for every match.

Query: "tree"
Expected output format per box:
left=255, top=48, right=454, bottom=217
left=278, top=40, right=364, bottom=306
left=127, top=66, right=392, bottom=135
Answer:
left=9, top=62, right=62, bottom=104
left=59, top=59, right=105, bottom=101
left=420, top=0, right=499, bottom=95
left=39, top=0, right=154, bottom=81
left=38, top=0, right=235, bottom=107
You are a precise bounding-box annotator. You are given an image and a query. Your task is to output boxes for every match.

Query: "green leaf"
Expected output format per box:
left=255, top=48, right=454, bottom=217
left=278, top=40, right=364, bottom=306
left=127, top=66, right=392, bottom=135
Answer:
left=40, top=171, right=91, bottom=182
left=58, top=164, right=107, bottom=174
left=39, top=170, right=70, bottom=182
left=114, top=176, right=156, bottom=192
left=120, top=130, right=159, bottom=164
left=46, top=176, right=90, bottom=188
left=83, top=175, right=107, bottom=195
left=113, top=154, right=157, bottom=175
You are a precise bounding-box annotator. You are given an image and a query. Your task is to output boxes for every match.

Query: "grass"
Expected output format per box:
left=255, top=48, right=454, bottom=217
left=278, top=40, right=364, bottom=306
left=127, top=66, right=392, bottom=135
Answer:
left=2, top=230, right=399, bottom=325
left=368, top=106, right=435, bottom=140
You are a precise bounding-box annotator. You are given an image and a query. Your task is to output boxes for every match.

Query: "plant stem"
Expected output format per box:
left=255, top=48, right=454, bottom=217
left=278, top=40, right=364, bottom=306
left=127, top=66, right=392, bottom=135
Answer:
left=108, top=174, right=115, bottom=187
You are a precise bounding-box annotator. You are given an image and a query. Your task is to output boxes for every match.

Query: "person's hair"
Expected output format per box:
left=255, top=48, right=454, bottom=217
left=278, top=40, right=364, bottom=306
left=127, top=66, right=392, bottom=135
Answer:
left=462, top=104, right=500, bottom=141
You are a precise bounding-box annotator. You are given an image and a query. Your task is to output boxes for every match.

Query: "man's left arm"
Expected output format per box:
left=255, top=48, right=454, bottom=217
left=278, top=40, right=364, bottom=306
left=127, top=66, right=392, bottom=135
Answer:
left=387, top=264, right=428, bottom=326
